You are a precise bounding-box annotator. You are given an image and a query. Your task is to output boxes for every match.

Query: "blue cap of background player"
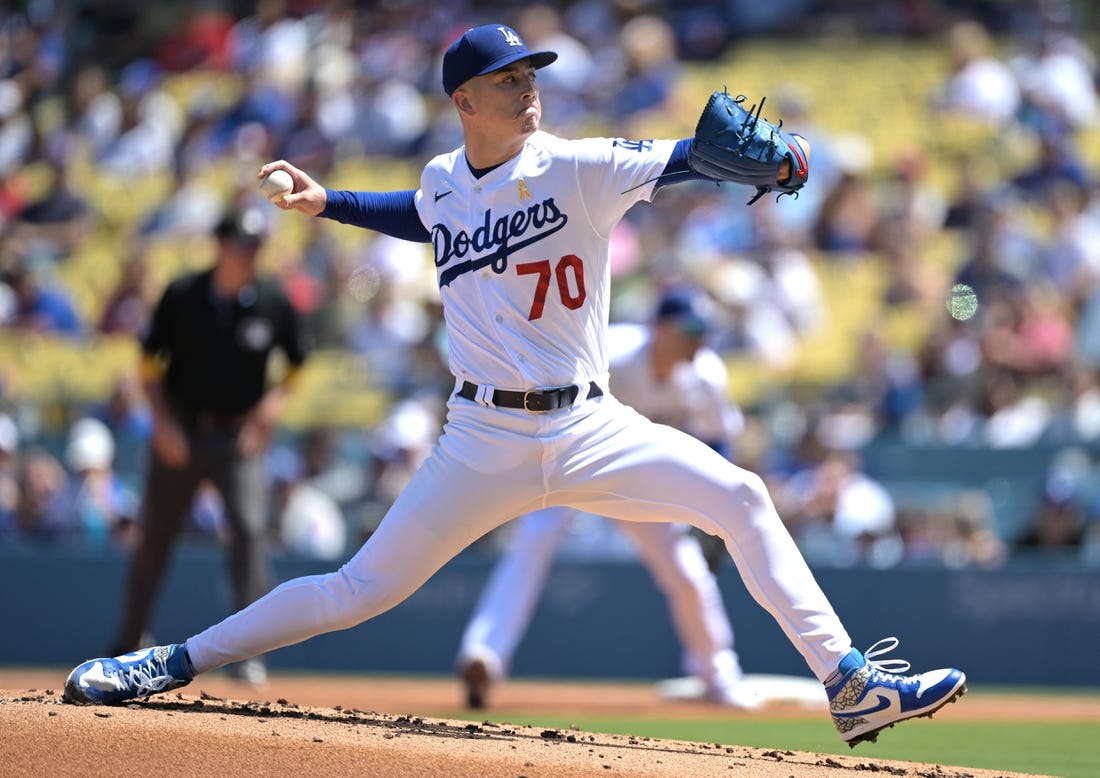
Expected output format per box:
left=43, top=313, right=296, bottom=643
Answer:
left=442, top=24, right=558, bottom=97
left=655, top=287, right=715, bottom=338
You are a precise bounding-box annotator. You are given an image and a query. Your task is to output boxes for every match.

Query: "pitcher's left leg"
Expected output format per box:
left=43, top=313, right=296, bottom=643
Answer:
left=554, top=408, right=851, bottom=681
left=552, top=404, right=965, bottom=744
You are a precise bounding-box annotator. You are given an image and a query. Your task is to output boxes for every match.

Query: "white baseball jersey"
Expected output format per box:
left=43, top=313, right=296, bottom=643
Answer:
left=607, top=323, right=743, bottom=443
left=415, top=131, right=676, bottom=390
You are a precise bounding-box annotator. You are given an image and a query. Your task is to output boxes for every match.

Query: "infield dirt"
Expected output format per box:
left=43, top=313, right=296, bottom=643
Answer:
left=2, top=669, right=1084, bottom=777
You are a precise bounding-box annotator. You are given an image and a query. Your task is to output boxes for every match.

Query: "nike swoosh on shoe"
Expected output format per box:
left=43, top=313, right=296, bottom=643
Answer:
left=916, top=668, right=953, bottom=697
left=79, top=661, right=117, bottom=692
left=833, top=693, right=892, bottom=718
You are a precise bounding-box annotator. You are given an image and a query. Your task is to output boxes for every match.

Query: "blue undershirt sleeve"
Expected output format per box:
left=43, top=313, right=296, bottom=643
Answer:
left=703, top=439, right=731, bottom=460
left=319, top=189, right=431, bottom=243
left=654, top=138, right=712, bottom=191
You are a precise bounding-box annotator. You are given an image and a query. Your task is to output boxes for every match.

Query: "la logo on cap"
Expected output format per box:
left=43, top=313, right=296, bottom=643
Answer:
left=441, top=23, right=558, bottom=96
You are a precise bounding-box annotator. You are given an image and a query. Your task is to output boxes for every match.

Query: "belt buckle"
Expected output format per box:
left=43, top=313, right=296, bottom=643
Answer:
left=523, top=389, right=552, bottom=413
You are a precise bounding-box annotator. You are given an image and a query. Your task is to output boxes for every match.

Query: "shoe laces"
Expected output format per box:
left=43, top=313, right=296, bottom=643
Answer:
left=862, top=636, right=914, bottom=683
left=113, top=650, right=178, bottom=698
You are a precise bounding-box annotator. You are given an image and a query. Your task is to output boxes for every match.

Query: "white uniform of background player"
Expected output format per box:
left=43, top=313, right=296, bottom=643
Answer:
left=457, top=297, right=755, bottom=708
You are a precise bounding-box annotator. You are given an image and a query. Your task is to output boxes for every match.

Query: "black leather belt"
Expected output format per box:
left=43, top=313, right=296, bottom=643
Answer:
left=457, top=381, right=603, bottom=412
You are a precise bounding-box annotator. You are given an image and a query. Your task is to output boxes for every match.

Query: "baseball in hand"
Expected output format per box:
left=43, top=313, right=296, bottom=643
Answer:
left=260, top=169, right=294, bottom=203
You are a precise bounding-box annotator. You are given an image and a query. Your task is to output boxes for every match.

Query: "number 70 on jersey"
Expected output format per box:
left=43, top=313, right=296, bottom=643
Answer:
left=516, top=255, right=586, bottom=320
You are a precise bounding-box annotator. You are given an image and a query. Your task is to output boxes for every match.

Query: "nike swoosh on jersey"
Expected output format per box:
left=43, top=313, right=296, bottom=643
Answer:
left=434, top=190, right=452, bottom=202
left=833, top=693, right=892, bottom=718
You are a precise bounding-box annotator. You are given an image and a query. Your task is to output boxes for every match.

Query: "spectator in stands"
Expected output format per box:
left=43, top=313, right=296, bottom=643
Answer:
left=345, top=236, right=436, bottom=394
left=953, top=200, right=1035, bottom=297
left=96, top=59, right=182, bottom=178
left=874, top=147, right=947, bottom=258
left=1014, top=470, right=1090, bottom=554
left=90, top=373, right=153, bottom=479
left=941, top=489, right=1008, bottom=569
left=932, top=19, right=1020, bottom=126
left=275, top=83, right=338, bottom=176
left=1037, top=180, right=1100, bottom=308
left=1010, top=127, right=1092, bottom=205
left=774, top=442, right=901, bottom=568
left=514, top=4, right=594, bottom=126
left=942, top=153, right=1000, bottom=232
left=812, top=133, right=880, bottom=254
left=219, top=0, right=309, bottom=151
left=170, top=97, right=232, bottom=183
left=832, top=328, right=925, bottom=435
left=138, top=164, right=225, bottom=239
left=13, top=447, right=69, bottom=541
left=916, top=313, right=986, bottom=443
left=54, top=63, right=122, bottom=161
left=98, top=246, right=153, bottom=338
left=747, top=200, right=828, bottom=336
left=154, top=6, right=236, bottom=73
left=978, top=367, right=1052, bottom=448
left=360, top=394, right=443, bottom=541
left=1045, top=361, right=1100, bottom=441
left=0, top=79, right=33, bottom=179
left=352, top=75, right=431, bottom=161
left=268, top=445, right=347, bottom=561
left=4, top=151, right=93, bottom=262
left=605, top=15, right=682, bottom=126
left=293, top=224, right=359, bottom=349
left=707, top=259, right=802, bottom=370
left=880, top=239, right=947, bottom=313
left=896, top=490, right=1006, bottom=569
left=1010, top=23, right=1098, bottom=133
left=979, top=283, right=1073, bottom=376
left=229, top=0, right=311, bottom=92
left=0, top=413, right=20, bottom=539
left=4, top=260, right=84, bottom=337
left=61, top=416, right=139, bottom=550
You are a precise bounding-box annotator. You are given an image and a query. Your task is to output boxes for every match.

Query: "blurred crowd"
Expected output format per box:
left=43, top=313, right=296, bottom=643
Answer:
left=2, top=0, right=1100, bottom=569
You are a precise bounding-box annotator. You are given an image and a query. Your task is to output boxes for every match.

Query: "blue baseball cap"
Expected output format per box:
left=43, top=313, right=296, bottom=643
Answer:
left=442, top=24, right=558, bottom=96
left=655, top=287, right=715, bottom=337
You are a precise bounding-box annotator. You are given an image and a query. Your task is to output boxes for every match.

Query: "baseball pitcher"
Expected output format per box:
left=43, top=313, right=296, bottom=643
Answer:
left=66, top=23, right=965, bottom=748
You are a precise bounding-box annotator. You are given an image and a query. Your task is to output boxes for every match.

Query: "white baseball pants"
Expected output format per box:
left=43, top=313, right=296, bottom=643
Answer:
left=185, top=392, right=852, bottom=682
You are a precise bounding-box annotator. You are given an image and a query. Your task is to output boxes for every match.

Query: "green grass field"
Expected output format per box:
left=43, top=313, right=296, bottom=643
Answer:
left=450, top=702, right=1096, bottom=778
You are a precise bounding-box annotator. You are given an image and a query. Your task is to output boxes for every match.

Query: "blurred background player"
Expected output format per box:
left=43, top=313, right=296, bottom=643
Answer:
left=456, top=286, right=769, bottom=709
left=107, top=204, right=309, bottom=685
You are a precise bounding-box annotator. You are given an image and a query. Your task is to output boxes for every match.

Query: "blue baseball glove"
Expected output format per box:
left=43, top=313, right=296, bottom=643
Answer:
left=688, top=89, right=809, bottom=205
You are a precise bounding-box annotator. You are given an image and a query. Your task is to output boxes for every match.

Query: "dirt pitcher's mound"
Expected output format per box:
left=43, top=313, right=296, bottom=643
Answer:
left=1, top=689, right=1053, bottom=778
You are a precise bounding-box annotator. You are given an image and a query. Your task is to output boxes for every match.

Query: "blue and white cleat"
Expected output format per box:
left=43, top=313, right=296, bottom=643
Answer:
left=828, top=637, right=967, bottom=747
left=64, top=644, right=194, bottom=705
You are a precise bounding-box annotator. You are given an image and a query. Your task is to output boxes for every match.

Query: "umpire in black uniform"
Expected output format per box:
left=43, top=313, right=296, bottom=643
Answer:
left=110, top=205, right=309, bottom=684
